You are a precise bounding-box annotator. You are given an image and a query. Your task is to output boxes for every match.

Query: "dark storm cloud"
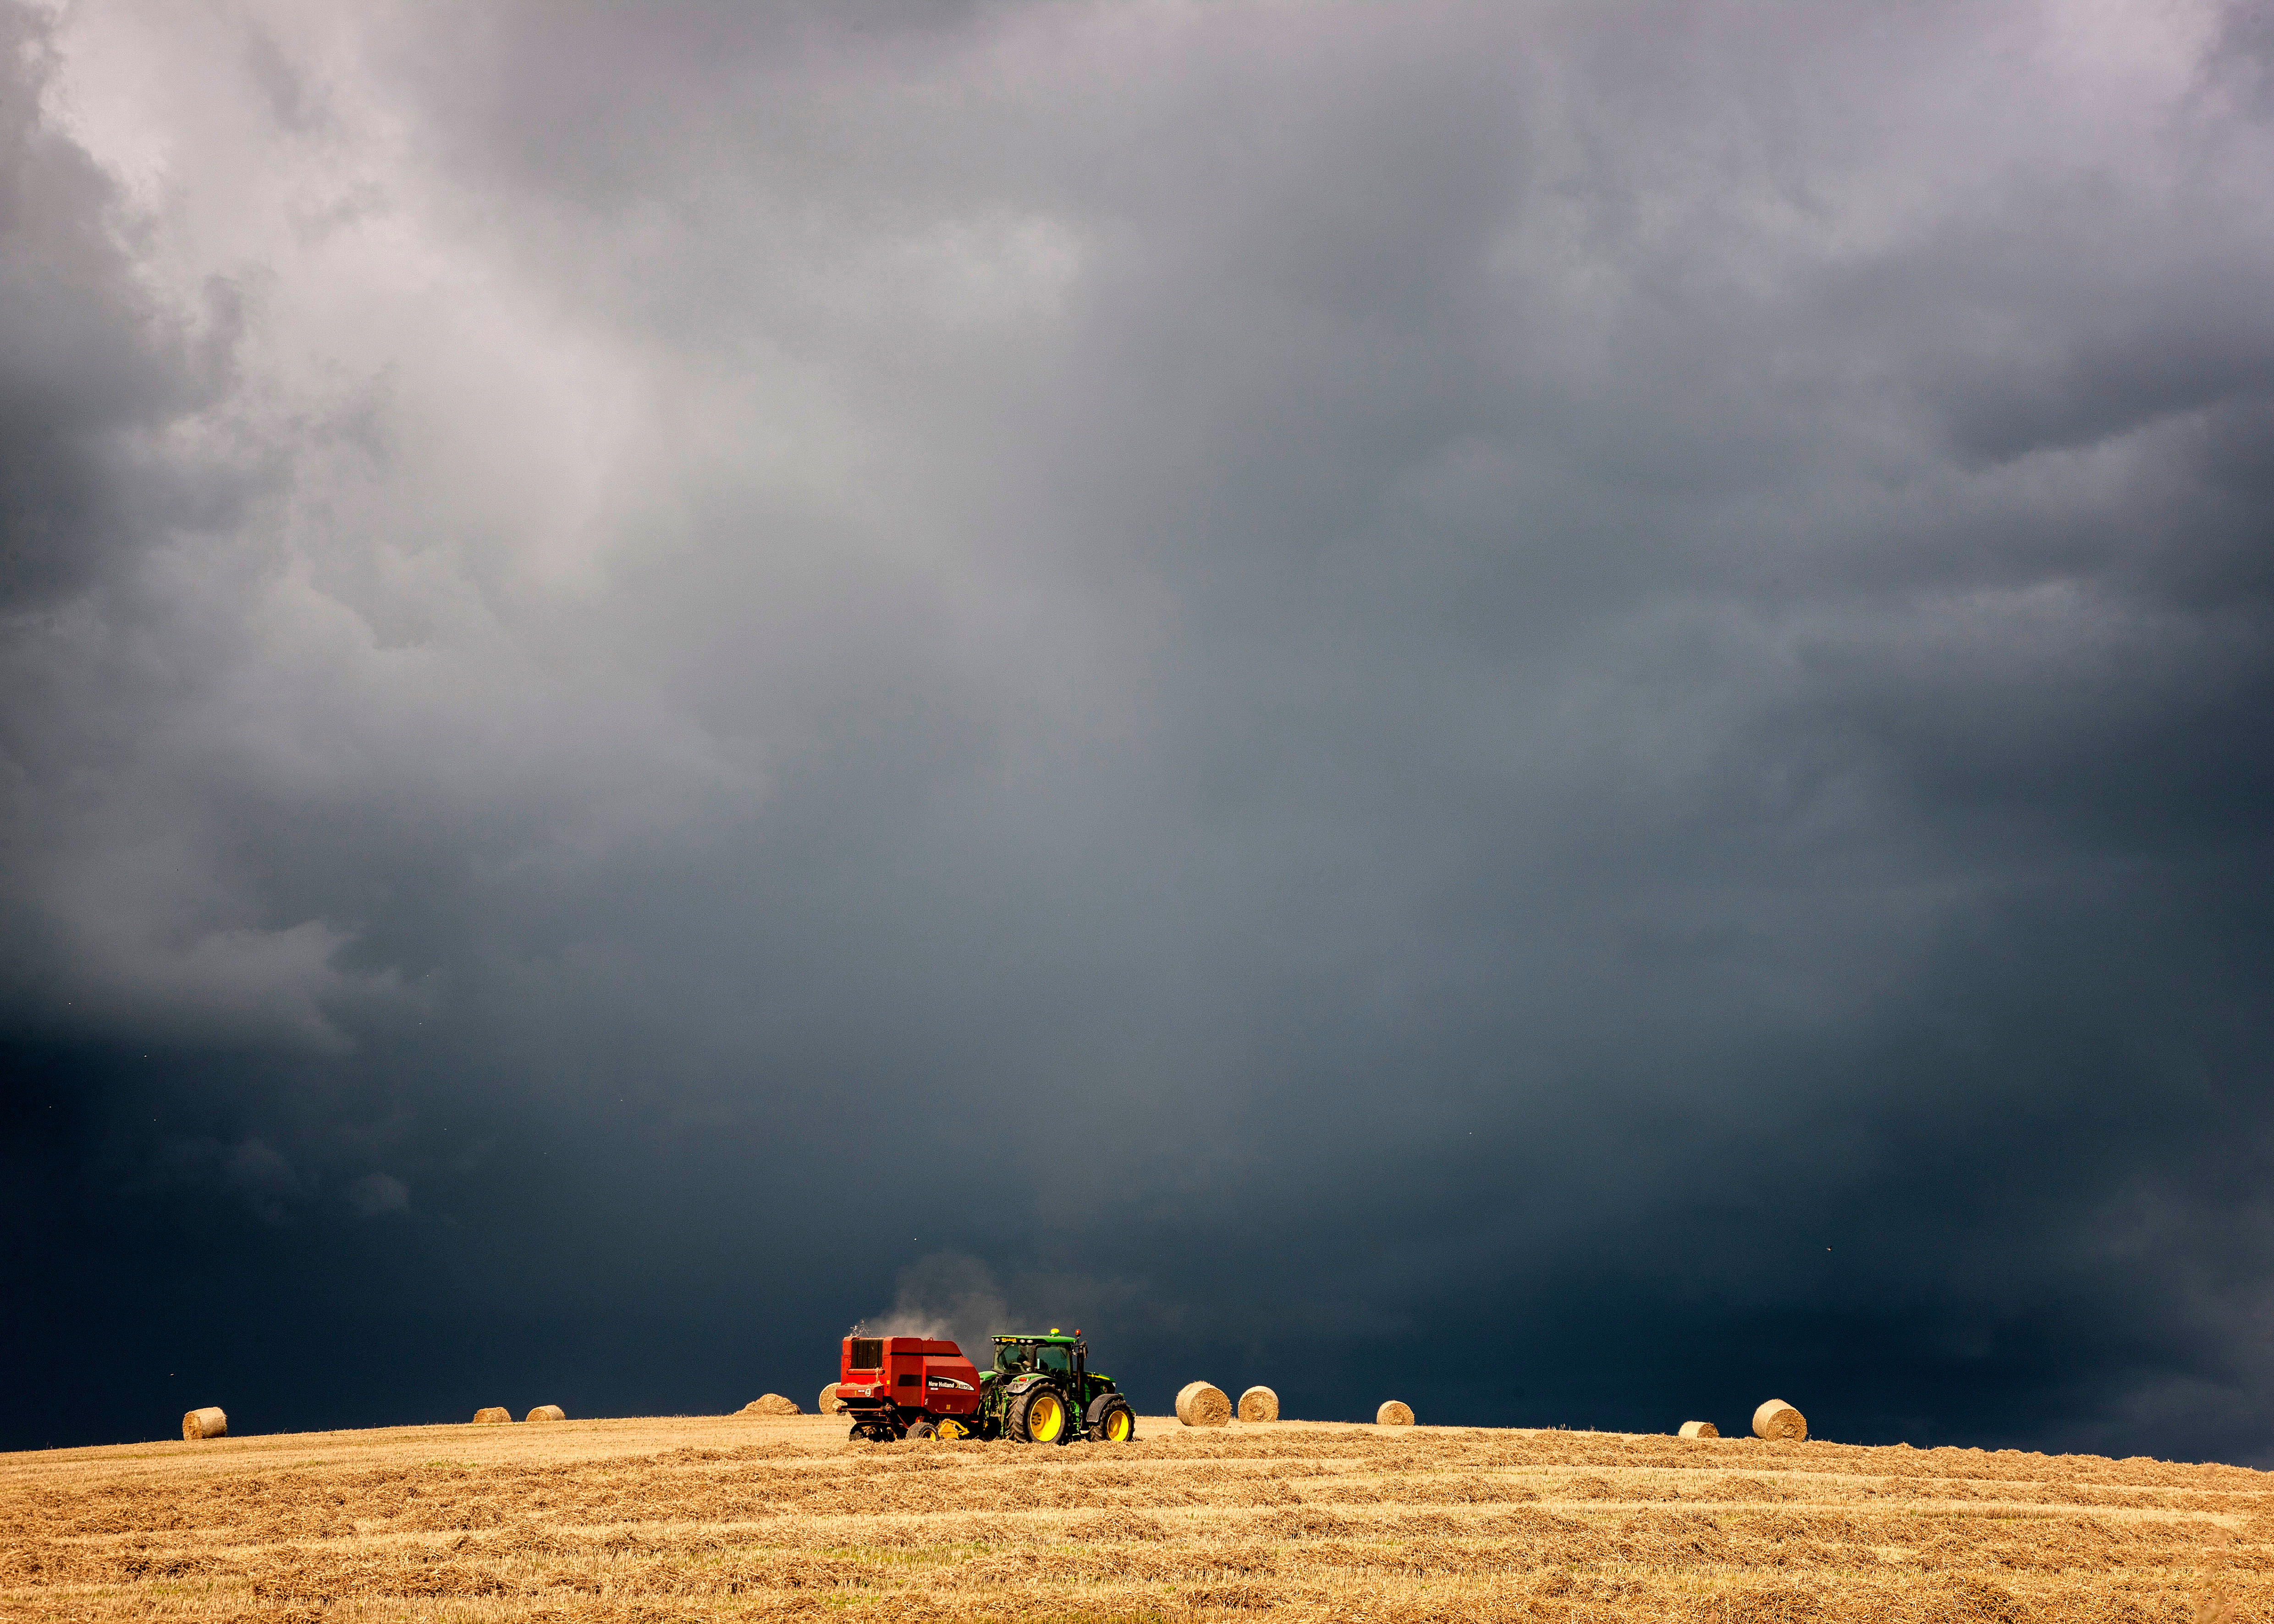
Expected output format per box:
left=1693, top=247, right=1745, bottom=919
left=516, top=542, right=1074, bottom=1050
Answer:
left=0, top=10, right=240, bottom=610
left=3, top=0, right=2270, bottom=1458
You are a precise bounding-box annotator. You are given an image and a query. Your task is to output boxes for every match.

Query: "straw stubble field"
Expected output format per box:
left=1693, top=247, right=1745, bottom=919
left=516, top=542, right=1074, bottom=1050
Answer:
left=3, top=1412, right=2268, bottom=1622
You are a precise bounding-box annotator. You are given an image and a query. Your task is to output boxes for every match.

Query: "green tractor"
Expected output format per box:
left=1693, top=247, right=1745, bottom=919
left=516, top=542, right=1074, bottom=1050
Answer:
left=978, top=1329, right=1136, bottom=1443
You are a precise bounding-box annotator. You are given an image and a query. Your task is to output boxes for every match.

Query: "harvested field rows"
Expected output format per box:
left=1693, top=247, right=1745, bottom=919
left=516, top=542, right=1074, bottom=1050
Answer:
left=3, top=1413, right=2269, bottom=1621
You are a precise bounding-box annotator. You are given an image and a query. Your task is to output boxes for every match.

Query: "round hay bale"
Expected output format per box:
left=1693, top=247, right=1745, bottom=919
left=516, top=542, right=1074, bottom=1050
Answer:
left=1376, top=1400, right=1415, bottom=1426
left=524, top=1404, right=565, bottom=1424
left=820, top=1382, right=845, bottom=1415
left=741, top=1393, right=801, bottom=1416
left=1678, top=1420, right=1718, bottom=1439
left=1175, top=1381, right=1231, bottom=1427
left=1751, top=1399, right=1806, bottom=1441
left=182, top=1406, right=227, bottom=1441
left=470, top=1407, right=510, bottom=1425
left=1237, top=1385, right=1279, bottom=1423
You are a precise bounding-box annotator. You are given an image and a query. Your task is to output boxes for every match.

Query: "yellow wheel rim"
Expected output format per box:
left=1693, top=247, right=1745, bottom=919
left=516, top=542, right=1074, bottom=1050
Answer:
left=1103, top=1407, right=1132, bottom=1441
left=1029, top=1393, right=1063, bottom=1442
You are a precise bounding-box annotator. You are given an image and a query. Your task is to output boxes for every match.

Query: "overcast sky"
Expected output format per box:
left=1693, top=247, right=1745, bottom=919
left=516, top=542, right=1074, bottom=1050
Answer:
left=4, top=0, right=2272, bottom=1460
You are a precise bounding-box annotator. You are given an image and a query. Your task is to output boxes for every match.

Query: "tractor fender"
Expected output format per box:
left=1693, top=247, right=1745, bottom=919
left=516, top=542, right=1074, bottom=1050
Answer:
left=1085, top=1391, right=1136, bottom=1442
left=1006, top=1374, right=1043, bottom=1393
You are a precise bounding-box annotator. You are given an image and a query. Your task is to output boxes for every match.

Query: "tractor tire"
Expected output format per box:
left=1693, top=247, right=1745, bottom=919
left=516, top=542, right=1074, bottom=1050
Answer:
left=1085, top=1393, right=1136, bottom=1442
left=1007, top=1384, right=1071, bottom=1445
left=906, top=1419, right=938, bottom=1440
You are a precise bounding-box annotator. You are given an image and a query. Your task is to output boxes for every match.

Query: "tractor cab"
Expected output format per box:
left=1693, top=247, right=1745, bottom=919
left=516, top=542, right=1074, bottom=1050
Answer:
left=993, top=1337, right=1074, bottom=1377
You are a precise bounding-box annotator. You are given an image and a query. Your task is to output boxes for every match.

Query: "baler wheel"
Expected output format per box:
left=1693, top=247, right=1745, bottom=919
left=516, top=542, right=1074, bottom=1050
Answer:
left=906, top=1419, right=938, bottom=1440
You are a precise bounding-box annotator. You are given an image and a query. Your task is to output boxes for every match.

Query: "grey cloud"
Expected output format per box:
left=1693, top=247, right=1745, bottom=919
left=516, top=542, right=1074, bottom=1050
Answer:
left=2213, top=0, right=2274, bottom=114
left=345, top=1171, right=409, bottom=1217
left=141, top=1134, right=309, bottom=1224
left=243, top=23, right=333, bottom=137
left=0, top=11, right=233, bottom=610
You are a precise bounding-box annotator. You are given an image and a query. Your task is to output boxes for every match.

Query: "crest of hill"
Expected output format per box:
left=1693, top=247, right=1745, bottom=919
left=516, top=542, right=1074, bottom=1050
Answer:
left=2, top=1415, right=2263, bottom=1622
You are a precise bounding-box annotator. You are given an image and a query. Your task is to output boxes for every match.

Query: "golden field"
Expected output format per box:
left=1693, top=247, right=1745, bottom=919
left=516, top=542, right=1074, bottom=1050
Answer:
left=3, top=1409, right=2268, bottom=1622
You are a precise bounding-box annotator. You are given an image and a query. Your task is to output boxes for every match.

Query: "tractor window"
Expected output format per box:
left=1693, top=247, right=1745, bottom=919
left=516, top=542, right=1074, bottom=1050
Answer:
left=995, top=1343, right=1032, bottom=1373
left=1039, top=1345, right=1071, bottom=1374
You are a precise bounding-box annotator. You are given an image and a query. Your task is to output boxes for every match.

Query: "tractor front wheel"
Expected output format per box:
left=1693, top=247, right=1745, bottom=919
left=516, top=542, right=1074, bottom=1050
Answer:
left=1008, top=1386, right=1070, bottom=1445
left=1086, top=1393, right=1136, bottom=1442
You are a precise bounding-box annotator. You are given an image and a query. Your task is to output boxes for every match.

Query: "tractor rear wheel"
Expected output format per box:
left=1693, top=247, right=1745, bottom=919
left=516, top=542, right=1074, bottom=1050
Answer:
left=1008, top=1386, right=1070, bottom=1444
left=1086, top=1393, right=1136, bottom=1442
